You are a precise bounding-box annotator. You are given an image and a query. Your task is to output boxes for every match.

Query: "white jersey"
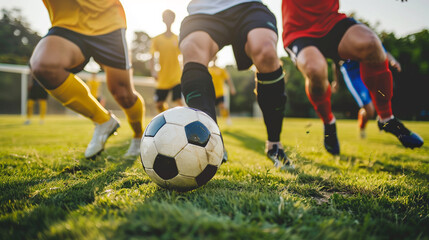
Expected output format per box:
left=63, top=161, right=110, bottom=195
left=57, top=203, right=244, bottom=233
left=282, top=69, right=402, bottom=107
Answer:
left=187, top=0, right=262, bottom=15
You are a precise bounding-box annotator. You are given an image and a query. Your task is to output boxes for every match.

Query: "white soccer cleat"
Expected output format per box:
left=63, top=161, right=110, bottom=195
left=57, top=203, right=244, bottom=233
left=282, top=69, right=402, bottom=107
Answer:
left=124, top=138, right=141, bottom=157
left=85, top=114, right=120, bottom=159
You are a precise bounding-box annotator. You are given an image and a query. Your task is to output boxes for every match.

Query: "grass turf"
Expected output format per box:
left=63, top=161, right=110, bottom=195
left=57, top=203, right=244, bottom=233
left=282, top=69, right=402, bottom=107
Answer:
left=0, top=115, right=428, bottom=239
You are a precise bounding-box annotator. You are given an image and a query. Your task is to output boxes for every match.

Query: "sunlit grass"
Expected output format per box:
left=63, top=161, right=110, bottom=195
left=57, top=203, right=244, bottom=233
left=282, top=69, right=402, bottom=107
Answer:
left=0, top=115, right=428, bottom=239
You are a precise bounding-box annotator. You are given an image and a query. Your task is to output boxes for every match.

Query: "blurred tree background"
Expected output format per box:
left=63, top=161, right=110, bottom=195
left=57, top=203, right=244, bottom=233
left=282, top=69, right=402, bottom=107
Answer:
left=0, top=8, right=428, bottom=120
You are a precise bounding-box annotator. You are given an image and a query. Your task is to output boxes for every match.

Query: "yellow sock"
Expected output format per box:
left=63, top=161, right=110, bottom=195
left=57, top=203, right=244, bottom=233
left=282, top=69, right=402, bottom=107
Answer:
left=123, top=92, right=145, bottom=138
left=47, top=73, right=110, bottom=124
left=220, top=108, right=229, bottom=118
left=157, top=102, right=168, bottom=113
left=39, top=99, right=47, bottom=120
left=27, top=99, right=34, bottom=119
left=161, top=102, right=168, bottom=112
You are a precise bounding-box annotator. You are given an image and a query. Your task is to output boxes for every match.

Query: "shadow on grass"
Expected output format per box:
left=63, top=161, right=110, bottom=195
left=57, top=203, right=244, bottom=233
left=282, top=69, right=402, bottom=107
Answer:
left=0, top=140, right=138, bottom=240
left=360, top=160, right=429, bottom=182
left=389, top=153, right=429, bottom=163
left=222, top=129, right=265, bottom=157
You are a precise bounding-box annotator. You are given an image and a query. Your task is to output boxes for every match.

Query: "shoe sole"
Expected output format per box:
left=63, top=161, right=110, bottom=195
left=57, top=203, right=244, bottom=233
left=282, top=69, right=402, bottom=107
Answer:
left=380, top=130, right=424, bottom=149
left=86, top=123, right=120, bottom=159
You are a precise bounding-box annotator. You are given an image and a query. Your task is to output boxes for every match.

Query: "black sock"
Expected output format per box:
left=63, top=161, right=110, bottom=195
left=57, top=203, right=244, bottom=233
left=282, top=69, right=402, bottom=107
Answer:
left=181, top=62, right=217, bottom=122
left=256, top=67, right=287, bottom=142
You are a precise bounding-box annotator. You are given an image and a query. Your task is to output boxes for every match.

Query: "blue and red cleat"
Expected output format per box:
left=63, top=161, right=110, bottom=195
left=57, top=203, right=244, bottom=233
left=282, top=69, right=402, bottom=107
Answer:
left=378, top=117, right=424, bottom=149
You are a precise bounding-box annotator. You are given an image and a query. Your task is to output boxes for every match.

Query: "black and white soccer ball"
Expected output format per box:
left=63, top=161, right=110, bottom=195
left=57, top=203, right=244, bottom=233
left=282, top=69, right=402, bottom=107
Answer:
left=140, top=107, right=224, bottom=191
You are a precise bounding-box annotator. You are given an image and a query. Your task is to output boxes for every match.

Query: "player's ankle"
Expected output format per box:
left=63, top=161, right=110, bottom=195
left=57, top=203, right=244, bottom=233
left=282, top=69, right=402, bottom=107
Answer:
left=379, top=115, right=394, bottom=123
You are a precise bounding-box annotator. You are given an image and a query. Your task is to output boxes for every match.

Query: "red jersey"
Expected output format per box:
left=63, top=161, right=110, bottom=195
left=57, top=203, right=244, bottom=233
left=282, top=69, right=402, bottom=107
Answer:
left=282, top=0, right=347, bottom=48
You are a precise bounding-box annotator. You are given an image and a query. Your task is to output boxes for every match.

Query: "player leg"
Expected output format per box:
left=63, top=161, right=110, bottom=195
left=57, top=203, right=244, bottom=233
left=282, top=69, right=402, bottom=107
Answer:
left=216, top=97, right=228, bottom=119
left=25, top=99, right=34, bottom=125
left=180, top=31, right=219, bottom=121
left=155, top=89, right=169, bottom=113
left=245, top=28, right=291, bottom=166
left=180, top=31, right=230, bottom=163
left=339, top=24, right=423, bottom=148
left=39, top=99, right=47, bottom=124
left=340, top=61, right=374, bottom=138
left=29, top=34, right=118, bottom=158
left=104, top=66, right=145, bottom=157
left=295, top=46, right=339, bottom=155
left=171, top=84, right=184, bottom=107
left=357, top=102, right=375, bottom=139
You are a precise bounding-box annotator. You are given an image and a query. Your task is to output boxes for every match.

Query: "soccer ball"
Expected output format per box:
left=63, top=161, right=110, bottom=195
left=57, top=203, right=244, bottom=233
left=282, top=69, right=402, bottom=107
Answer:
left=140, top=107, right=224, bottom=191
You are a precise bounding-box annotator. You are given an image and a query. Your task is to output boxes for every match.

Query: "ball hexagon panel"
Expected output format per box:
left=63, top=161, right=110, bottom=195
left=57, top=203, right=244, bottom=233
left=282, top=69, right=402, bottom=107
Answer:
left=196, top=111, right=221, bottom=135
left=175, top=144, right=208, bottom=177
left=145, top=168, right=167, bottom=188
left=144, top=114, right=166, bottom=137
left=153, top=154, right=178, bottom=180
left=166, top=174, right=198, bottom=191
left=140, top=136, right=158, bottom=169
left=205, top=134, right=223, bottom=167
left=185, top=121, right=211, bottom=147
left=154, top=123, right=188, bottom=157
left=195, top=164, right=218, bottom=187
left=163, top=107, right=199, bottom=126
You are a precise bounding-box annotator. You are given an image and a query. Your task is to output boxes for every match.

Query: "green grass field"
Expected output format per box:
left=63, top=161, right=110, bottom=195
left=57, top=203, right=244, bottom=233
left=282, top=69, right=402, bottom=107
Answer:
left=0, top=115, right=428, bottom=240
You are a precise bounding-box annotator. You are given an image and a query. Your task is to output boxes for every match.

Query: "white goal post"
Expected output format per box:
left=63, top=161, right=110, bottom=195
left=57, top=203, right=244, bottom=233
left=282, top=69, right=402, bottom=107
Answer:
left=0, top=63, right=156, bottom=116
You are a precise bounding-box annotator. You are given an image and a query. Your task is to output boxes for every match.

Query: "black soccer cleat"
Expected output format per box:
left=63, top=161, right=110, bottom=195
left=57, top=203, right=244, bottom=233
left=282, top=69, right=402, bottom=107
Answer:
left=267, top=144, right=292, bottom=168
left=378, top=118, right=424, bottom=149
left=220, top=133, right=228, bottom=164
left=324, top=122, right=340, bottom=155
left=221, top=147, right=228, bottom=164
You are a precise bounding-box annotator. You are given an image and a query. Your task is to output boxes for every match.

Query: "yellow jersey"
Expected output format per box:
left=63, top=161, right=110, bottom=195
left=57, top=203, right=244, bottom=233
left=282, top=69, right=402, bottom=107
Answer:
left=209, top=66, right=229, bottom=98
left=150, top=33, right=182, bottom=89
left=43, top=0, right=126, bottom=36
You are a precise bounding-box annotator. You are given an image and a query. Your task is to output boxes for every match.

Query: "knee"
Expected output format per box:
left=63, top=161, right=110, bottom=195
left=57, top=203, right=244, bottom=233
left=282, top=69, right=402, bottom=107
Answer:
left=110, top=88, right=136, bottom=108
left=30, top=58, right=62, bottom=84
left=355, top=35, right=385, bottom=63
left=180, top=36, right=215, bottom=65
left=302, top=60, right=327, bottom=84
left=251, top=43, right=278, bottom=72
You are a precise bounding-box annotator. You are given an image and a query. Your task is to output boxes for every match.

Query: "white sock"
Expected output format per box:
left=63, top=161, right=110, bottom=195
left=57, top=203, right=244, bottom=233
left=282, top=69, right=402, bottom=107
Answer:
left=265, top=141, right=283, bottom=152
left=379, top=115, right=394, bottom=123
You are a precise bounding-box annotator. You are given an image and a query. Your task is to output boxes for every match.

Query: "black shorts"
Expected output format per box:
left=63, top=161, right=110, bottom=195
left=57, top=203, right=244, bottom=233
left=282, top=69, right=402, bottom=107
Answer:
left=215, top=96, right=225, bottom=106
left=155, top=84, right=182, bottom=102
left=179, top=2, right=278, bottom=70
left=45, top=27, right=131, bottom=73
left=29, top=81, right=48, bottom=100
left=285, top=18, right=358, bottom=64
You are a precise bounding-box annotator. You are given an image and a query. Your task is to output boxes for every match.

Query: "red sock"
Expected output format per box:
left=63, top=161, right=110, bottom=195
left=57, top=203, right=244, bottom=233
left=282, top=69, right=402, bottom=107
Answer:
left=306, top=85, right=334, bottom=124
left=360, top=60, right=393, bottom=119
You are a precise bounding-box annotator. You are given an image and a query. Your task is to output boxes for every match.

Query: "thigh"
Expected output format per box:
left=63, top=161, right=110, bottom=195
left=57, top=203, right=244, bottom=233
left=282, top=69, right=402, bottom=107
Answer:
left=338, top=24, right=384, bottom=61
left=234, top=2, right=278, bottom=70
left=30, top=35, right=85, bottom=71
